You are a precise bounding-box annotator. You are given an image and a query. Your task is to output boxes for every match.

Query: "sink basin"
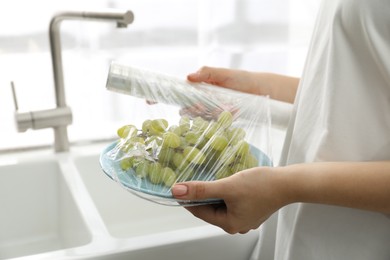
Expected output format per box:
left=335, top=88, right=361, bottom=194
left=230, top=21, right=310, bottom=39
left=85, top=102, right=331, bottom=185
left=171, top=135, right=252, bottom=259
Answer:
left=73, top=154, right=207, bottom=238
left=89, top=227, right=258, bottom=260
left=73, top=152, right=259, bottom=260
left=0, top=143, right=262, bottom=259
left=0, top=159, right=91, bottom=259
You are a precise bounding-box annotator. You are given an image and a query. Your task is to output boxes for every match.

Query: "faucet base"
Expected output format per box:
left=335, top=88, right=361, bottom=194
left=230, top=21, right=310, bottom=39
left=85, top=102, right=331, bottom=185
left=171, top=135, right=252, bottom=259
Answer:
left=54, top=126, right=71, bottom=152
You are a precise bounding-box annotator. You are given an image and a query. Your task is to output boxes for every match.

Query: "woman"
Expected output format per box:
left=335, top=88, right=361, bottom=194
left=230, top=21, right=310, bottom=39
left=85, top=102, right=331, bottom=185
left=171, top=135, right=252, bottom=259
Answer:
left=172, top=0, right=390, bottom=259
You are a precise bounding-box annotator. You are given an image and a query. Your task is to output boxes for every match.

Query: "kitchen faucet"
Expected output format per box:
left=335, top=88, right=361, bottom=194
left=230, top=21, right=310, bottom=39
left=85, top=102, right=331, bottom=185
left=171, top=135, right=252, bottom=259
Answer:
left=12, top=10, right=134, bottom=152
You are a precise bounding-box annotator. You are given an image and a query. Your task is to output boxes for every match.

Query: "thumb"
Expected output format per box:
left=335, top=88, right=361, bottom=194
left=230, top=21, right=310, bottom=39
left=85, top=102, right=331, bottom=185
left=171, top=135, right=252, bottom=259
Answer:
left=171, top=181, right=224, bottom=201
left=187, top=71, right=204, bottom=83
left=187, top=66, right=220, bottom=84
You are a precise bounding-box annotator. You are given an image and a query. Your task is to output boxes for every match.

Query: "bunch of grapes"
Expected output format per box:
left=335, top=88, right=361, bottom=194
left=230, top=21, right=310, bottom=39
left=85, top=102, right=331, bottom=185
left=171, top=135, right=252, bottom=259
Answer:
left=116, top=111, right=259, bottom=187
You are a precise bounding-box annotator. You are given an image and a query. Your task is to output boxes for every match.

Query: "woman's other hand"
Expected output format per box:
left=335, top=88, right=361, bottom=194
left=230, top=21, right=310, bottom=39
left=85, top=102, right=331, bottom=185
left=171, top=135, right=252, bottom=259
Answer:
left=188, top=66, right=299, bottom=104
left=171, top=167, right=288, bottom=234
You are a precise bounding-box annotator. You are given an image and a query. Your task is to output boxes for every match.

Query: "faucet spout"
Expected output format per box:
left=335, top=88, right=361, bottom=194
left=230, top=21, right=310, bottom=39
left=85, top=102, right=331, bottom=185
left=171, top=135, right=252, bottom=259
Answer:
left=49, top=10, right=134, bottom=108
left=47, top=10, right=134, bottom=152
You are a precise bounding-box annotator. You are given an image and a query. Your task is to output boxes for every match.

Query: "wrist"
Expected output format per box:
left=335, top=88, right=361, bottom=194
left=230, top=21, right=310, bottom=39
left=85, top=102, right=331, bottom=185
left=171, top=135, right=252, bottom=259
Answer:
left=254, top=72, right=299, bottom=103
left=273, top=164, right=308, bottom=206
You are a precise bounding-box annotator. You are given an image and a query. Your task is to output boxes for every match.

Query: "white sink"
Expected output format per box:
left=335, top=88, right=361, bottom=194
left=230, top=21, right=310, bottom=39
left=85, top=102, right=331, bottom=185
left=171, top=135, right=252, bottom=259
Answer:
left=73, top=154, right=208, bottom=238
left=0, top=143, right=260, bottom=260
left=72, top=151, right=259, bottom=260
left=88, top=227, right=258, bottom=260
left=0, top=159, right=91, bottom=259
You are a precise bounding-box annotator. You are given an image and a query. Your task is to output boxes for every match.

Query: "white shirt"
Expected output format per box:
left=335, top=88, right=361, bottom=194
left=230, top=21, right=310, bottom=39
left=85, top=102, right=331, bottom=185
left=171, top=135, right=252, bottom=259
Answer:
left=252, top=0, right=390, bottom=259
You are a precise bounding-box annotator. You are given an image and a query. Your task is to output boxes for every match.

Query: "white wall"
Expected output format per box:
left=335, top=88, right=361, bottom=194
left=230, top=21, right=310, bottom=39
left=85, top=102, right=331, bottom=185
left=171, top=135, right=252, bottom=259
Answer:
left=0, top=0, right=320, bottom=150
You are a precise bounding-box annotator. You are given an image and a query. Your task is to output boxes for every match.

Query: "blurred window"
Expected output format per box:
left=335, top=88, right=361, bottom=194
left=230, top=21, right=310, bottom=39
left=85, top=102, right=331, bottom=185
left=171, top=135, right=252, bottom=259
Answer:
left=0, top=0, right=320, bottom=150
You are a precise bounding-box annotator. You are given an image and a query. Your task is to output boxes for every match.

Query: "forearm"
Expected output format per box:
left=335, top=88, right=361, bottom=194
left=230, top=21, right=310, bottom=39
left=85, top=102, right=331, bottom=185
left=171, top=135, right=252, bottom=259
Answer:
left=278, top=161, right=390, bottom=214
left=252, top=72, right=300, bottom=104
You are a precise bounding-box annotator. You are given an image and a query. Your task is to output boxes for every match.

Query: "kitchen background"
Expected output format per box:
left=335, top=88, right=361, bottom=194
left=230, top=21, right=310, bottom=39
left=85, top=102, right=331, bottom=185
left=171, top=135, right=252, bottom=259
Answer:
left=0, top=0, right=320, bottom=152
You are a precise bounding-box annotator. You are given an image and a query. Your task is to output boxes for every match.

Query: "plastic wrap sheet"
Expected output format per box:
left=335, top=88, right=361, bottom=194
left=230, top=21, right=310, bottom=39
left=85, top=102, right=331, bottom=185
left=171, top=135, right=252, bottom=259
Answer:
left=100, top=61, right=273, bottom=206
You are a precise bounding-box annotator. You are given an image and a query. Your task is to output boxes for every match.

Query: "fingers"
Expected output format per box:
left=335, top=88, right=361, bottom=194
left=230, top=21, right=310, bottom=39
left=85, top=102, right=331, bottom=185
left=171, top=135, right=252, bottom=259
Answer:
left=146, top=100, right=158, bottom=105
left=184, top=203, right=256, bottom=235
left=171, top=178, right=267, bottom=234
left=184, top=203, right=229, bottom=229
left=172, top=181, right=231, bottom=229
left=187, top=67, right=212, bottom=83
left=187, top=66, right=227, bottom=86
left=187, top=71, right=203, bottom=82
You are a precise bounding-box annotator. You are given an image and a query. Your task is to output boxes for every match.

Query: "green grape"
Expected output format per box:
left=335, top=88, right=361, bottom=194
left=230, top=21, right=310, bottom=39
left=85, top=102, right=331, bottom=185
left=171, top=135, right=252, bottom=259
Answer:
left=117, top=125, right=138, bottom=139
left=177, top=168, right=195, bottom=181
left=192, top=116, right=208, bottom=131
left=179, top=116, right=190, bottom=133
left=172, top=152, right=183, bottom=166
left=135, top=160, right=149, bottom=178
left=168, top=125, right=182, bottom=136
left=236, top=140, right=250, bottom=157
left=161, top=132, right=181, bottom=148
left=217, top=111, right=233, bottom=129
left=204, top=122, right=220, bottom=139
left=230, top=163, right=247, bottom=174
left=142, top=120, right=152, bottom=134
left=219, top=146, right=237, bottom=166
left=183, top=146, right=206, bottom=165
left=249, top=154, right=259, bottom=167
left=209, top=134, right=229, bottom=151
left=121, top=136, right=146, bottom=153
left=150, top=119, right=168, bottom=135
left=215, top=167, right=232, bottom=180
left=172, top=152, right=189, bottom=170
left=179, top=115, right=190, bottom=125
left=148, top=162, right=162, bottom=184
left=145, top=135, right=162, bottom=147
left=120, top=157, right=134, bottom=171
left=161, top=167, right=177, bottom=187
left=155, top=119, right=169, bottom=131
left=240, top=153, right=259, bottom=168
left=158, top=147, right=175, bottom=165
left=131, top=136, right=145, bottom=145
left=204, top=149, right=221, bottom=170
left=179, top=124, right=190, bottom=135
left=227, top=127, right=246, bottom=144
left=184, top=131, right=201, bottom=145
left=178, top=136, right=188, bottom=149
left=120, top=141, right=135, bottom=153
left=195, top=135, right=208, bottom=149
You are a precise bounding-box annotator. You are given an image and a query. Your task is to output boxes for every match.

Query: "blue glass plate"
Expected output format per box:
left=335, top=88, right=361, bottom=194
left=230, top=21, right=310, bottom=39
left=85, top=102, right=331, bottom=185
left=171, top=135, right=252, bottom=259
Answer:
left=100, top=141, right=272, bottom=206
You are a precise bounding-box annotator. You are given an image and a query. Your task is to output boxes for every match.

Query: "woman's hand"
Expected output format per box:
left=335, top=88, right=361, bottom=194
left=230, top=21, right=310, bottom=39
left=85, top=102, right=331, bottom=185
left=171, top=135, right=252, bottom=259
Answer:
left=172, top=161, right=390, bottom=234
left=187, top=66, right=263, bottom=95
left=172, top=167, right=289, bottom=234
left=188, top=66, right=300, bottom=104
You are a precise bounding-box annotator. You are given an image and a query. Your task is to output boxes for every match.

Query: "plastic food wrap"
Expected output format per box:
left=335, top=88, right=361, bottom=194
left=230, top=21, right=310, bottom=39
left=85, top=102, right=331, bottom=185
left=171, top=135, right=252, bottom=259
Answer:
left=100, top=61, right=273, bottom=206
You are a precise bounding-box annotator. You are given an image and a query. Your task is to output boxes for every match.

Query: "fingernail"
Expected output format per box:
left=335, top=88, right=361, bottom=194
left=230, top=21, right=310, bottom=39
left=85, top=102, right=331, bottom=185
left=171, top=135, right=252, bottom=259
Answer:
left=172, top=184, right=188, bottom=196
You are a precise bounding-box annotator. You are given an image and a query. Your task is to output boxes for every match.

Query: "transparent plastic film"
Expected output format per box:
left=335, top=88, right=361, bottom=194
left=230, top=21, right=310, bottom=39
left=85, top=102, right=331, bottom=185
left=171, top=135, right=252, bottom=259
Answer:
left=100, top=61, right=273, bottom=206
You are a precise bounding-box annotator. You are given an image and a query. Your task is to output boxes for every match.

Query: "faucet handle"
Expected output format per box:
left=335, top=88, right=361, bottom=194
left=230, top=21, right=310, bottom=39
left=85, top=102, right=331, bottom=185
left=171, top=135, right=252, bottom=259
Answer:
left=10, top=81, right=72, bottom=133
left=10, top=81, right=19, bottom=111
left=11, top=81, right=34, bottom=132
